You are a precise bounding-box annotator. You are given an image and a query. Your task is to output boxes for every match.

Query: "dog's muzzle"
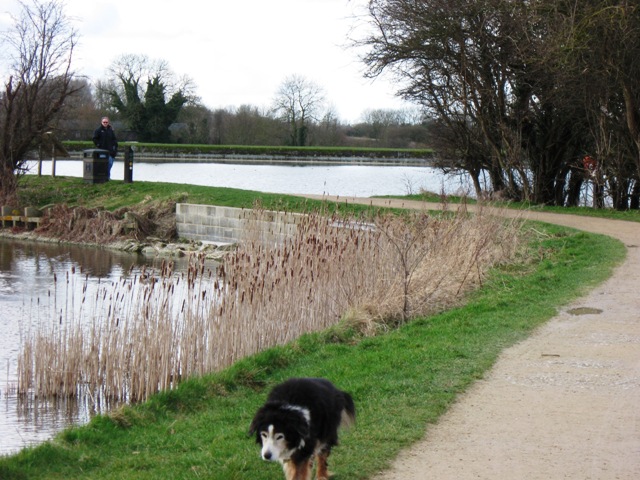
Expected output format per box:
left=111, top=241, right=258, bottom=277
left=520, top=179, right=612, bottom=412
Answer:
left=262, top=450, right=276, bottom=461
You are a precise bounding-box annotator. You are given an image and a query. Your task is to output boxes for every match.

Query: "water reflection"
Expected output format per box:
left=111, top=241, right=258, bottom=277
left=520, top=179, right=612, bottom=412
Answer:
left=0, top=237, right=193, bottom=455
left=2, top=393, right=96, bottom=454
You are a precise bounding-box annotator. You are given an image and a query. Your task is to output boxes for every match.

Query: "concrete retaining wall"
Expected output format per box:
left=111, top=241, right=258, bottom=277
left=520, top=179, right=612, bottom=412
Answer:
left=175, top=203, right=305, bottom=244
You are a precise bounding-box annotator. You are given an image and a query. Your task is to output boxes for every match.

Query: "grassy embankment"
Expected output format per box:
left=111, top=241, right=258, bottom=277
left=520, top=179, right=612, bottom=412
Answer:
left=392, top=193, right=640, bottom=222
left=0, top=175, right=629, bottom=479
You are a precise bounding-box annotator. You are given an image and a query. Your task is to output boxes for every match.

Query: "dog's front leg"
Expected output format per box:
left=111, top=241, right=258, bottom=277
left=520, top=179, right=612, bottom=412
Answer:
left=283, top=459, right=312, bottom=480
left=316, top=451, right=330, bottom=480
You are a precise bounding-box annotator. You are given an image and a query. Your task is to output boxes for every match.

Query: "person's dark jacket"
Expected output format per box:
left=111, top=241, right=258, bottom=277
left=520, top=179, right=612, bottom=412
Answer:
left=92, top=125, right=118, bottom=157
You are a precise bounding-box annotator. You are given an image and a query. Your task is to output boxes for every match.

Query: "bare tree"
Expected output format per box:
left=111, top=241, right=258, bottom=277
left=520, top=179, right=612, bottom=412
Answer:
left=222, top=104, right=285, bottom=145
left=357, top=0, right=589, bottom=204
left=0, top=0, right=79, bottom=203
left=56, top=78, right=100, bottom=140
left=315, top=107, right=347, bottom=146
left=361, top=108, right=407, bottom=143
left=564, top=0, right=640, bottom=209
left=272, top=74, right=325, bottom=146
left=358, top=0, right=526, bottom=197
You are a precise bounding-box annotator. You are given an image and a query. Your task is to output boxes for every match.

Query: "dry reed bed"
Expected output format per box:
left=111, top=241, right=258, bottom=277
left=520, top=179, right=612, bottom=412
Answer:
left=16, top=206, right=522, bottom=403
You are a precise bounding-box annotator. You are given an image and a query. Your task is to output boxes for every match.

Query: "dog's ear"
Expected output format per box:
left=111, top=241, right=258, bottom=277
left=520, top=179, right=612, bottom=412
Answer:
left=248, top=414, right=260, bottom=437
left=248, top=406, right=266, bottom=437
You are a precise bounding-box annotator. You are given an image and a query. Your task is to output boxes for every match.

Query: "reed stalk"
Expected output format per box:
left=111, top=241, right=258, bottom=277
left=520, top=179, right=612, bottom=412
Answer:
left=16, top=206, right=522, bottom=404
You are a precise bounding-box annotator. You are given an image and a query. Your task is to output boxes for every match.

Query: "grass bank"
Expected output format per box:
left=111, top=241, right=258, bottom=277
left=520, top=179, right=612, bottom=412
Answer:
left=0, top=215, right=625, bottom=478
left=15, top=175, right=324, bottom=212
left=18, top=175, right=640, bottom=223
left=392, top=193, right=640, bottom=223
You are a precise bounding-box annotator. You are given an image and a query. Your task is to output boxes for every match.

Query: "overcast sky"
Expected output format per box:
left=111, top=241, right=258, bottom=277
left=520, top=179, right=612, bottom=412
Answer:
left=1, top=0, right=412, bottom=123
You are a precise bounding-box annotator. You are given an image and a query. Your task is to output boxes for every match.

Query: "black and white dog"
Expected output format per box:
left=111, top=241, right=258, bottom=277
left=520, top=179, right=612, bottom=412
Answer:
left=249, top=378, right=356, bottom=480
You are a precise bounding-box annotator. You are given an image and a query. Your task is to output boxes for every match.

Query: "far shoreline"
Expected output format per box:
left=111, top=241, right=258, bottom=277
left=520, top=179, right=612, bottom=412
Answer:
left=58, top=151, right=435, bottom=167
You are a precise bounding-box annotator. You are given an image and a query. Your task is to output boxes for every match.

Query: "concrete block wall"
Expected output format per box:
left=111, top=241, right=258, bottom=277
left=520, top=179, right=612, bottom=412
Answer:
left=176, top=203, right=305, bottom=244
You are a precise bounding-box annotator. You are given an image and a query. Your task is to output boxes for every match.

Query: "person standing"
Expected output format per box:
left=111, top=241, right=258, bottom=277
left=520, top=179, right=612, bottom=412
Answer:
left=92, top=116, right=118, bottom=175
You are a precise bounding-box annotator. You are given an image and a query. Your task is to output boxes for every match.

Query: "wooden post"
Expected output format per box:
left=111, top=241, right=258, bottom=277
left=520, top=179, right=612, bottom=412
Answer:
left=38, top=146, right=43, bottom=176
left=51, top=143, right=56, bottom=177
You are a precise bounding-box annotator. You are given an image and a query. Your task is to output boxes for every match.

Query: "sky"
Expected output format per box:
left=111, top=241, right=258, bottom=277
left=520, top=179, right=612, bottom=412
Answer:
left=1, top=0, right=412, bottom=124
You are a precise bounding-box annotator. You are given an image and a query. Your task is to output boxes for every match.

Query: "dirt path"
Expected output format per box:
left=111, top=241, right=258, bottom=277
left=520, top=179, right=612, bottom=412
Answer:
left=300, top=195, right=640, bottom=479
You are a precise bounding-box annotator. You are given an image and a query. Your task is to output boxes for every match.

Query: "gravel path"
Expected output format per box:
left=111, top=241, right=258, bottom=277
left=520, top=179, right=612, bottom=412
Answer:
left=300, top=195, right=640, bottom=479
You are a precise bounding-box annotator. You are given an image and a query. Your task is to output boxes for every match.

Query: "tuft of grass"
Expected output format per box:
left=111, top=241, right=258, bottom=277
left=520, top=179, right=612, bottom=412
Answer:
left=0, top=223, right=625, bottom=479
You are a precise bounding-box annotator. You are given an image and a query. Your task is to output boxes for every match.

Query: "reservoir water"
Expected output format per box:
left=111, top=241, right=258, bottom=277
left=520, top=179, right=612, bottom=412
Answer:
left=28, top=159, right=477, bottom=197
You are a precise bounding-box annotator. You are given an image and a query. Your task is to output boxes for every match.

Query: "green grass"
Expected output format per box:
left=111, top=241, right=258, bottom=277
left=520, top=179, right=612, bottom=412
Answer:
left=17, top=175, right=315, bottom=211
left=510, top=202, right=640, bottom=222
left=16, top=176, right=379, bottom=217
left=0, top=218, right=626, bottom=479
left=388, top=192, right=640, bottom=223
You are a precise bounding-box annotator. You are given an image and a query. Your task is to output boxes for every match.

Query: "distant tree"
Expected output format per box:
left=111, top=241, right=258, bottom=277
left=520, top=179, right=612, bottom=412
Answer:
left=57, top=78, right=100, bottom=140
left=0, top=0, right=79, bottom=203
left=221, top=105, right=283, bottom=145
left=313, top=108, right=347, bottom=146
left=272, top=75, right=325, bottom=146
left=101, top=54, right=194, bottom=142
left=93, top=78, right=118, bottom=113
left=173, top=104, right=214, bottom=144
left=361, top=108, right=406, bottom=143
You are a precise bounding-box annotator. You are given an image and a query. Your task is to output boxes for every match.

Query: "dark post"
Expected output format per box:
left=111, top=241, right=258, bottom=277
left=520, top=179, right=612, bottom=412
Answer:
left=124, top=146, right=134, bottom=183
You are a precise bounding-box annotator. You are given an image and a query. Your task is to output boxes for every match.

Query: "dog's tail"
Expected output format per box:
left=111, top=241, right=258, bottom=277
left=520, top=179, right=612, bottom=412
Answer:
left=340, top=391, right=356, bottom=428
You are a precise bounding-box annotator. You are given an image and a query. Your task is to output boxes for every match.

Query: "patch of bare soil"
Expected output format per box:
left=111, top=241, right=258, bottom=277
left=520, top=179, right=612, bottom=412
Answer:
left=299, top=195, right=640, bottom=479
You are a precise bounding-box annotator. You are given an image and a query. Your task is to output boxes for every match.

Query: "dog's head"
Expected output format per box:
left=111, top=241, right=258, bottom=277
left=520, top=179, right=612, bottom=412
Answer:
left=248, top=401, right=311, bottom=462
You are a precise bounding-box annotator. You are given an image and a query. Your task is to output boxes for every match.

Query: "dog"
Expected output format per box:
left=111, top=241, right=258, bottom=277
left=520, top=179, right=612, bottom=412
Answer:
left=249, top=377, right=356, bottom=480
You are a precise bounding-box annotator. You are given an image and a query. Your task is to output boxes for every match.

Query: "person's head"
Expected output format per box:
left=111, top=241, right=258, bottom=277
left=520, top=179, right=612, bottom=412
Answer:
left=101, top=117, right=110, bottom=127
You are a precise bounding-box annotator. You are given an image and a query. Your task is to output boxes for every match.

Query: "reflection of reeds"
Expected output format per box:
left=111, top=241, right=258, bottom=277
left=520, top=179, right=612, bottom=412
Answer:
left=17, top=206, right=522, bottom=404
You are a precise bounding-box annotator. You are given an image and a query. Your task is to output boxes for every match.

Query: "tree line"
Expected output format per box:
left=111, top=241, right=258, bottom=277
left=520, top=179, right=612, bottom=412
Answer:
left=62, top=72, right=427, bottom=150
left=359, top=0, right=640, bottom=209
